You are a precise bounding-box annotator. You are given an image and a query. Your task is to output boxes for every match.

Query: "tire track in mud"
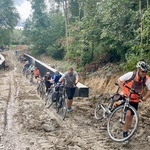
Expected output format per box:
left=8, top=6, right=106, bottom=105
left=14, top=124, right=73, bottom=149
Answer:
left=4, top=78, right=11, bottom=130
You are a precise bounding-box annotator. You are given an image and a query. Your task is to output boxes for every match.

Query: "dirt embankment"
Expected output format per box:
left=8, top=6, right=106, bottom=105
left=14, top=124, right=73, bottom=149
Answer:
left=0, top=47, right=149, bottom=150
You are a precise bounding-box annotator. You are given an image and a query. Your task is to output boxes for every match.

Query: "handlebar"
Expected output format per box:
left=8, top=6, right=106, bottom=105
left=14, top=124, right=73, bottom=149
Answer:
left=57, top=82, right=64, bottom=87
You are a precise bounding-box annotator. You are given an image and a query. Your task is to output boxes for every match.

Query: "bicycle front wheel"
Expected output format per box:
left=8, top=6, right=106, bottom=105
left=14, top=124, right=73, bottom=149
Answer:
left=45, top=90, right=54, bottom=108
left=94, top=103, right=104, bottom=120
left=94, top=93, right=113, bottom=120
left=107, top=104, right=139, bottom=142
left=60, top=99, right=67, bottom=120
left=45, top=98, right=53, bottom=108
left=30, top=76, right=33, bottom=84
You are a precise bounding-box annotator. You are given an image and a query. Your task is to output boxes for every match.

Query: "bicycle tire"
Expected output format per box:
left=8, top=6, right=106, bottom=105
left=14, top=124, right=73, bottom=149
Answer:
left=94, top=93, right=113, bottom=120
left=107, top=104, right=139, bottom=142
left=56, top=94, right=63, bottom=113
left=94, top=103, right=104, bottom=120
left=60, top=99, right=67, bottom=120
left=45, top=90, right=54, bottom=108
left=41, top=88, right=45, bottom=99
left=45, top=98, right=53, bottom=108
left=30, top=75, right=33, bottom=84
left=25, top=72, right=28, bottom=79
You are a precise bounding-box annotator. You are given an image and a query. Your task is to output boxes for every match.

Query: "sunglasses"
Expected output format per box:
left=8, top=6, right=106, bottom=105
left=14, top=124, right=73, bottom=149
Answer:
left=140, top=70, right=147, bottom=73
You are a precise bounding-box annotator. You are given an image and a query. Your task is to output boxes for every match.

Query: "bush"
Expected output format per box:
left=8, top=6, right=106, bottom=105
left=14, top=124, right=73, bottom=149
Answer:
left=46, top=45, right=65, bottom=60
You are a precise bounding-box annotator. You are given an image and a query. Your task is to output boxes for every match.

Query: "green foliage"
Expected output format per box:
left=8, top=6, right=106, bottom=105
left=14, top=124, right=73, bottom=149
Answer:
left=46, top=45, right=65, bottom=60
left=11, top=29, right=27, bottom=45
left=23, top=0, right=65, bottom=57
left=0, top=0, right=20, bottom=29
left=0, top=0, right=20, bottom=45
left=23, top=0, right=150, bottom=71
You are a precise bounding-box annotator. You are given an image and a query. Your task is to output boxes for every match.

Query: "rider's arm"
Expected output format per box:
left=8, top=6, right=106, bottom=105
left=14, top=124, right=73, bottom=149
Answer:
left=143, top=79, right=150, bottom=101
left=75, top=74, right=79, bottom=85
left=117, top=79, right=124, bottom=93
left=142, top=90, right=150, bottom=101
left=59, top=77, right=64, bottom=83
left=117, top=72, right=134, bottom=95
left=59, top=73, right=66, bottom=83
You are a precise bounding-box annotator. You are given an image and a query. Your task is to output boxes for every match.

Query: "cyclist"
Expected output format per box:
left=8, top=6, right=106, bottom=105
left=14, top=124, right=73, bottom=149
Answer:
left=114, top=61, right=150, bottom=141
left=44, top=72, right=53, bottom=95
left=28, top=64, right=34, bottom=73
left=22, top=60, right=30, bottom=74
left=34, top=67, right=40, bottom=82
left=52, top=71, right=62, bottom=84
left=28, top=64, right=34, bottom=76
left=59, top=67, right=79, bottom=112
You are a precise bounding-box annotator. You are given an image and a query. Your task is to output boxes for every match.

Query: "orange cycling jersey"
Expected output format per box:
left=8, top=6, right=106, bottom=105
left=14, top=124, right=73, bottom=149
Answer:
left=34, top=69, right=39, bottom=77
left=123, top=71, right=148, bottom=103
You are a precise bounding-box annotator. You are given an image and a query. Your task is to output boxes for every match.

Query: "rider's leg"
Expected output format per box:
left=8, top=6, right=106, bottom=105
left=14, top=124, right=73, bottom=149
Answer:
left=66, top=87, right=76, bottom=109
left=122, top=102, right=138, bottom=137
left=67, top=99, right=73, bottom=108
left=122, top=110, right=133, bottom=137
left=45, top=81, right=51, bottom=93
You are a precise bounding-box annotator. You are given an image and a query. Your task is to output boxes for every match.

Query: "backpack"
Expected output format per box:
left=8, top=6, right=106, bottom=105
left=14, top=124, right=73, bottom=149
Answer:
left=124, top=71, right=146, bottom=86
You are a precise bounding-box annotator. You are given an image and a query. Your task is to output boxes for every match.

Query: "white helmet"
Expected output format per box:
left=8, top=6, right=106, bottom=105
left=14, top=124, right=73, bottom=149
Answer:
left=46, top=72, right=50, bottom=75
left=136, top=61, right=149, bottom=71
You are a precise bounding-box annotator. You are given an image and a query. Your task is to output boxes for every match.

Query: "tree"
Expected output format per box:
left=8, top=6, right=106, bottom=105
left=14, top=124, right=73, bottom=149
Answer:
left=0, top=0, right=20, bottom=45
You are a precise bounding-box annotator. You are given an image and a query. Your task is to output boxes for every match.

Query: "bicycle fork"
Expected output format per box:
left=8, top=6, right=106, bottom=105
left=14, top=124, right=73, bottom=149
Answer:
left=119, top=105, right=128, bottom=125
left=100, top=104, right=111, bottom=118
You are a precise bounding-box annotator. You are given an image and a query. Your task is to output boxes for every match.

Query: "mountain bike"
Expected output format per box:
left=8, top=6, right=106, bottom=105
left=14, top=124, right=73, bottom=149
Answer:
left=56, top=84, right=67, bottom=120
left=37, top=78, right=45, bottom=99
left=95, top=83, right=140, bottom=142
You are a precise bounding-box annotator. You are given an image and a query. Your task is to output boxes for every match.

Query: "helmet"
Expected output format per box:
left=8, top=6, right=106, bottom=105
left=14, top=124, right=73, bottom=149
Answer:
left=136, top=61, right=149, bottom=71
left=55, top=71, right=59, bottom=75
left=46, top=72, right=50, bottom=75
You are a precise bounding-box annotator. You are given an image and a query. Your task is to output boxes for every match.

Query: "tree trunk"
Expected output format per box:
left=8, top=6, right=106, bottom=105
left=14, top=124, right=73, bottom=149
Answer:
left=62, top=0, right=69, bottom=51
left=147, top=0, right=149, bottom=44
left=139, top=0, right=142, bottom=45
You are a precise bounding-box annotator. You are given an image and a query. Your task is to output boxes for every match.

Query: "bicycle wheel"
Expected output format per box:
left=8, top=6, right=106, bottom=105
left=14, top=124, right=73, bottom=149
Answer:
left=107, top=104, right=139, bottom=142
left=25, top=71, right=28, bottom=79
left=94, top=103, right=104, bottom=120
left=37, top=83, right=40, bottom=95
left=30, top=75, right=33, bottom=84
left=59, top=99, right=67, bottom=120
left=41, top=86, right=45, bottom=99
left=45, top=90, right=53, bottom=108
left=45, top=98, right=53, bottom=108
left=94, top=93, right=113, bottom=120
left=56, top=96, right=61, bottom=113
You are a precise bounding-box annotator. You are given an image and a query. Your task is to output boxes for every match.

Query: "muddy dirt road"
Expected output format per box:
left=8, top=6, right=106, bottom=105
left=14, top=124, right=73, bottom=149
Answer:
left=0, top=51, right=149, bottom=150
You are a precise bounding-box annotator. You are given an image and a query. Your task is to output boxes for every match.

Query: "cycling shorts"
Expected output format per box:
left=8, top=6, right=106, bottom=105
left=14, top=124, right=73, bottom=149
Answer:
left=35, top=76, right=39, bottom=79
left=66, top=87, right=76, bottom=100
left=128, top=102, right=138, bottom=115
